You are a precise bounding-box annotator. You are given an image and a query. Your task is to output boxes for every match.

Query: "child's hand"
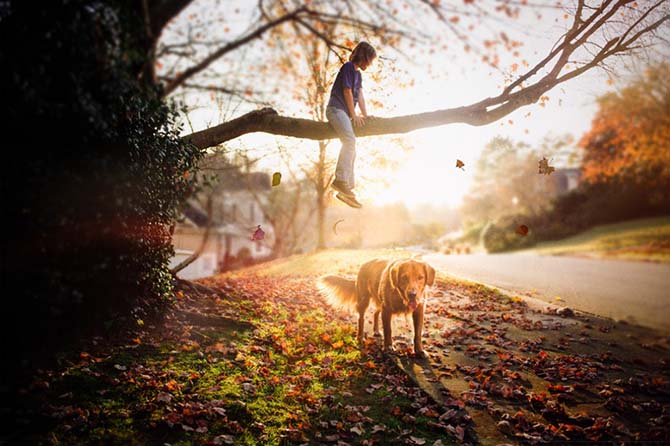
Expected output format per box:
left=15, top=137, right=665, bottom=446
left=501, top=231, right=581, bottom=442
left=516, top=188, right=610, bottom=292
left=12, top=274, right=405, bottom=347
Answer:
left=352, top=115, right=366, bottom=127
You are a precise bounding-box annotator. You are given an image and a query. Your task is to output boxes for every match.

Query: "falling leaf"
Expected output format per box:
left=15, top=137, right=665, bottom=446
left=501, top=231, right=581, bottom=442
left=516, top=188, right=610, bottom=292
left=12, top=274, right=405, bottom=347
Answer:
left=272, top=172, right=281, bottom=186
left=252, top=225, right=265, bottom=241
left=456, top=159, right=465, bottom=170
left=516, top=225, right=529, bottom=236
left=332, top=219, right=344, bottom=235
left=538, top=157, right=555, bottom=175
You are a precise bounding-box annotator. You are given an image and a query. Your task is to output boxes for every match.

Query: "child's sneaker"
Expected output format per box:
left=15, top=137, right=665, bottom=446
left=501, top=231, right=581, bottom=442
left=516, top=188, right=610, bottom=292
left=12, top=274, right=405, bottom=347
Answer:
left=331, top=179, right=354, bottom=197
left=336, top=192, right=363, bottom=208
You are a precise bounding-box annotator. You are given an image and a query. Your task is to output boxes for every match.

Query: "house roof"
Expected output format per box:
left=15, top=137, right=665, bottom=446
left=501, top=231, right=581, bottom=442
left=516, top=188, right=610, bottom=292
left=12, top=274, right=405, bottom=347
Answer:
left=181, top=201, right=210, bottom=227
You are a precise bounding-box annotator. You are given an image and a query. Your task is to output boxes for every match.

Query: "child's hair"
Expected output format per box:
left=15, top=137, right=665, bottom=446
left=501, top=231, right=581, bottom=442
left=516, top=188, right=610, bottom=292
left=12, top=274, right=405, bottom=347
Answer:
left=349, top=41, right=377, bottom=65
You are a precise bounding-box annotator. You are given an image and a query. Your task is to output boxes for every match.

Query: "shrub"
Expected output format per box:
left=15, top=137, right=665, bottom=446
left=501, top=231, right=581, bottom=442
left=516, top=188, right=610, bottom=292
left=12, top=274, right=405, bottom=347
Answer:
left=2, top=2, right=203, bottom=371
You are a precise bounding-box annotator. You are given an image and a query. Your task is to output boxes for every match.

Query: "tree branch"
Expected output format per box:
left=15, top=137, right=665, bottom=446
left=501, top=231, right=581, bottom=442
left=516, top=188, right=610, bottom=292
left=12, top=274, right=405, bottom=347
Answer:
left=161, top=6, right=307, bottom=97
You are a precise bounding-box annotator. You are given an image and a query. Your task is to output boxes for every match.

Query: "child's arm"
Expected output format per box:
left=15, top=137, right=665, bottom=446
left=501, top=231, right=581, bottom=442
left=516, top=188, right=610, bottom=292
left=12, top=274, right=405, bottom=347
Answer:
left=343, top=87, right=365, bottom=127
left=359, top=89, right=369, bottom=118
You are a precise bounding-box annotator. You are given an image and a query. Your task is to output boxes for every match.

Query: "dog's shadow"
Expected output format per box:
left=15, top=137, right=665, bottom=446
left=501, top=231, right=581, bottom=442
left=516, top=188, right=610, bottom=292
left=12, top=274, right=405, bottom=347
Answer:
left=391, top=353, right=445, bottom=403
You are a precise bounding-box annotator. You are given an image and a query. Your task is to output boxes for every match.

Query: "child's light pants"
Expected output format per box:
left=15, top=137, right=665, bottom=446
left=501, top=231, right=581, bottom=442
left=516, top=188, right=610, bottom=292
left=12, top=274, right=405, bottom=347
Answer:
left=326, top=106, right=356, bottom=190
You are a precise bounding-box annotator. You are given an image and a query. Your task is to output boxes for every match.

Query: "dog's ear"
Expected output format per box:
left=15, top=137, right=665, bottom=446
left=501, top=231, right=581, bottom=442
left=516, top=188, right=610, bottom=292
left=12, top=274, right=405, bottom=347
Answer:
left=424, top=263, right=435, bottom=286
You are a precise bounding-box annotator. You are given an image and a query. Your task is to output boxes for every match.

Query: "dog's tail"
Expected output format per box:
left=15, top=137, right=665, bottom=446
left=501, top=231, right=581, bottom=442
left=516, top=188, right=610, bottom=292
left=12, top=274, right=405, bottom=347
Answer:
left=317, top=275, right=357, bottom=311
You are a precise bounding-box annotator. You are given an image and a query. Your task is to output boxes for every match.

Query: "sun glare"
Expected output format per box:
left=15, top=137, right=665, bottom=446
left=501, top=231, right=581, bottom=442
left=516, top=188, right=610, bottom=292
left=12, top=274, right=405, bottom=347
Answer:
left=359, top=128, right=475, bottom=210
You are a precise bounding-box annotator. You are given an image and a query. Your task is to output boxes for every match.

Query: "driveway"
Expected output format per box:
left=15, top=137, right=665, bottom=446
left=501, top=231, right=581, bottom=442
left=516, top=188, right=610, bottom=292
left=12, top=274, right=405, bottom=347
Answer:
left=422, top=252, right=670, bottom=333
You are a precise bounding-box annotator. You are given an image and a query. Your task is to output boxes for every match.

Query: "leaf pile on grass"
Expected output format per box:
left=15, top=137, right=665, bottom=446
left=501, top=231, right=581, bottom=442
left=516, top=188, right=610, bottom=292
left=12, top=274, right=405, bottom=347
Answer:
left=9, top=274, right=471, bottom=446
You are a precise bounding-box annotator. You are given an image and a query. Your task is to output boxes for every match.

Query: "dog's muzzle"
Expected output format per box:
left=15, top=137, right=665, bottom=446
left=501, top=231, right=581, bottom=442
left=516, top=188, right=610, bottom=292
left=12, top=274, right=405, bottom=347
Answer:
left=407, top=290, right=418, bottom=311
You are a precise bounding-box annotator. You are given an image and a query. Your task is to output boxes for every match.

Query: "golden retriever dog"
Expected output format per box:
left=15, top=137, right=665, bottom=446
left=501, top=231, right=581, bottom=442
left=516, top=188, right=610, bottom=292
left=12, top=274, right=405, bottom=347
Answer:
left=318, top=258, right=435, bottom=357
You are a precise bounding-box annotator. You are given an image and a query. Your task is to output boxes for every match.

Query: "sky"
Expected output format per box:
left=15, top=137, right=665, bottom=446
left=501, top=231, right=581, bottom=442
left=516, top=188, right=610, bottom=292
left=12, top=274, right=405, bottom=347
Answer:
left=168, top=1, right=635, bottom=211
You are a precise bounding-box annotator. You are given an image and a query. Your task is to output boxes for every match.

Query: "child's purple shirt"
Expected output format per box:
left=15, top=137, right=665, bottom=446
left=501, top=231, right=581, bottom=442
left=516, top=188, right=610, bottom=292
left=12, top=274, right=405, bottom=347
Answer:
left=327, top=61, right=362, bottom=117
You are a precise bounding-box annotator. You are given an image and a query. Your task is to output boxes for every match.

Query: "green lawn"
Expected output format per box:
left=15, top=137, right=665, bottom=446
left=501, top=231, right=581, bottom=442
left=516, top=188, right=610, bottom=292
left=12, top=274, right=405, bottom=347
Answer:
left=525, top=216, right=670, bottom=262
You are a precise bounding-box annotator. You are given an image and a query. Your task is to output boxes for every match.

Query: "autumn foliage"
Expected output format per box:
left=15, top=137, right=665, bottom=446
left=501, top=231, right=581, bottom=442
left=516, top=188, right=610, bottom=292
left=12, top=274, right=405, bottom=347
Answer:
left=480, top=63, right=670, bottom=253
left=580, top=63, right=670, bottom=191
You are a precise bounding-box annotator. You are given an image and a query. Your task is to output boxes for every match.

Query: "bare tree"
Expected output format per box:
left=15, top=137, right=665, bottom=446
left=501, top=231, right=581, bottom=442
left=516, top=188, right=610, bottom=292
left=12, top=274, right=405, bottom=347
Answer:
left=173, top=1, right=668, bottom=149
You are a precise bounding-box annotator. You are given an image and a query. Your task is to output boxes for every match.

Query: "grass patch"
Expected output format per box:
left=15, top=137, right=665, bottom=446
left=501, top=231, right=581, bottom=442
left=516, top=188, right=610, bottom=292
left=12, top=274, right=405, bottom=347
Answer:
left=523, top=216, right=670, bottom=262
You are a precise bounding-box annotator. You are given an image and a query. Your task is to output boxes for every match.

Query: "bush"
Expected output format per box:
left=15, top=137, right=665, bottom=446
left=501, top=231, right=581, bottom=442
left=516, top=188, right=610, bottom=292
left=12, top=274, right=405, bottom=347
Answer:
left=2, top=1, right=203, bottom=374
left=482, top=178, right=670, bottom=253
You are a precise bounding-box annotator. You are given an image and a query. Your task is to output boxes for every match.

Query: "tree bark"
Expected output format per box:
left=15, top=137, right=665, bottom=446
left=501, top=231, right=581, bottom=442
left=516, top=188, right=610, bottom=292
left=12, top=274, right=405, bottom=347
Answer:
left=183, top=92, right=540, bottom=150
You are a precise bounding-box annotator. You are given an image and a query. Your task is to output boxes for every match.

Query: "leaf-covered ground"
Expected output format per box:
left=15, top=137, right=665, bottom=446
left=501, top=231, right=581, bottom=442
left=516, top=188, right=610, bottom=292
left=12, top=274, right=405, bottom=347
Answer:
left=5, top=249, right=670, bottom=445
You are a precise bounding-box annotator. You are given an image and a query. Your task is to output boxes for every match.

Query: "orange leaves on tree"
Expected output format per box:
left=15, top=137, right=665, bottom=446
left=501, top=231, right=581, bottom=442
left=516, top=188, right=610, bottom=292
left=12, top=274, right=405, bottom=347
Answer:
left=449, top=15, right=460, bottom=24
left=579, top=63, right=670, bottom=186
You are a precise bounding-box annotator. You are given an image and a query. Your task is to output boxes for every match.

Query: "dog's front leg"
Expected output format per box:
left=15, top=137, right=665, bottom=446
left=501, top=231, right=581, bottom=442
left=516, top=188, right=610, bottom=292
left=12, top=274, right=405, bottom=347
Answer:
left=382, top=309, right=393, bottom=352
left=372, top=310, right=381, bottom=337
left=412, top=304, right=426, bottom=358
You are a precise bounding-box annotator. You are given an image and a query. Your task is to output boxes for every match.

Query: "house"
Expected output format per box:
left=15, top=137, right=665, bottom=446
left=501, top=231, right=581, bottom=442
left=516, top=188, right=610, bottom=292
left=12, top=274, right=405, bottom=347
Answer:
left=552, top=168, right=581, bottom=195
left=170, top=171, right=275, bottom=280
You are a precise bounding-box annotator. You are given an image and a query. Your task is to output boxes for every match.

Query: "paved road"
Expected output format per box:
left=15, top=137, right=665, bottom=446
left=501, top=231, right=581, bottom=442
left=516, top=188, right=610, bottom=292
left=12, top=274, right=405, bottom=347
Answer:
left=422, top=252, right=670, bottom=334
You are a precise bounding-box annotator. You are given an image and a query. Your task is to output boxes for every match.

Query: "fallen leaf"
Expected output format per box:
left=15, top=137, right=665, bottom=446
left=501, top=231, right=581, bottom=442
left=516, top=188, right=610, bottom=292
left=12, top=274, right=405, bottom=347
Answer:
left=538, top=157, right=555, bottom=175
left=456, top=159, right=465, bottom=170
left=332, top=219, right=344, bottom=235
left=251, top=225, right=265, bottom=241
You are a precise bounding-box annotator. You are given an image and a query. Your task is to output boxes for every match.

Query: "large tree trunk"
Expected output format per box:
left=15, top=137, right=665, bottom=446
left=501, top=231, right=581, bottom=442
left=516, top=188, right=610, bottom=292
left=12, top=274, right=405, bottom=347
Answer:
left=316, top=141, right=329, bottom=250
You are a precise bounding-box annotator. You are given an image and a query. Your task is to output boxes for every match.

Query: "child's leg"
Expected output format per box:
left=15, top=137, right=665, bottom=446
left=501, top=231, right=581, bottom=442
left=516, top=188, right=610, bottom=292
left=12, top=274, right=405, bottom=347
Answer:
left=326, top=107, right=356, bottom=190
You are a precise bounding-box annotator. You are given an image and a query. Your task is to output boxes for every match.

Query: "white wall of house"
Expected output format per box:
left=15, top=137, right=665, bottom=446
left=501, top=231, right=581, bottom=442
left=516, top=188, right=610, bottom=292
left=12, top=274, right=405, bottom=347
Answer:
left=169, top=249, right=218, bottom=280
